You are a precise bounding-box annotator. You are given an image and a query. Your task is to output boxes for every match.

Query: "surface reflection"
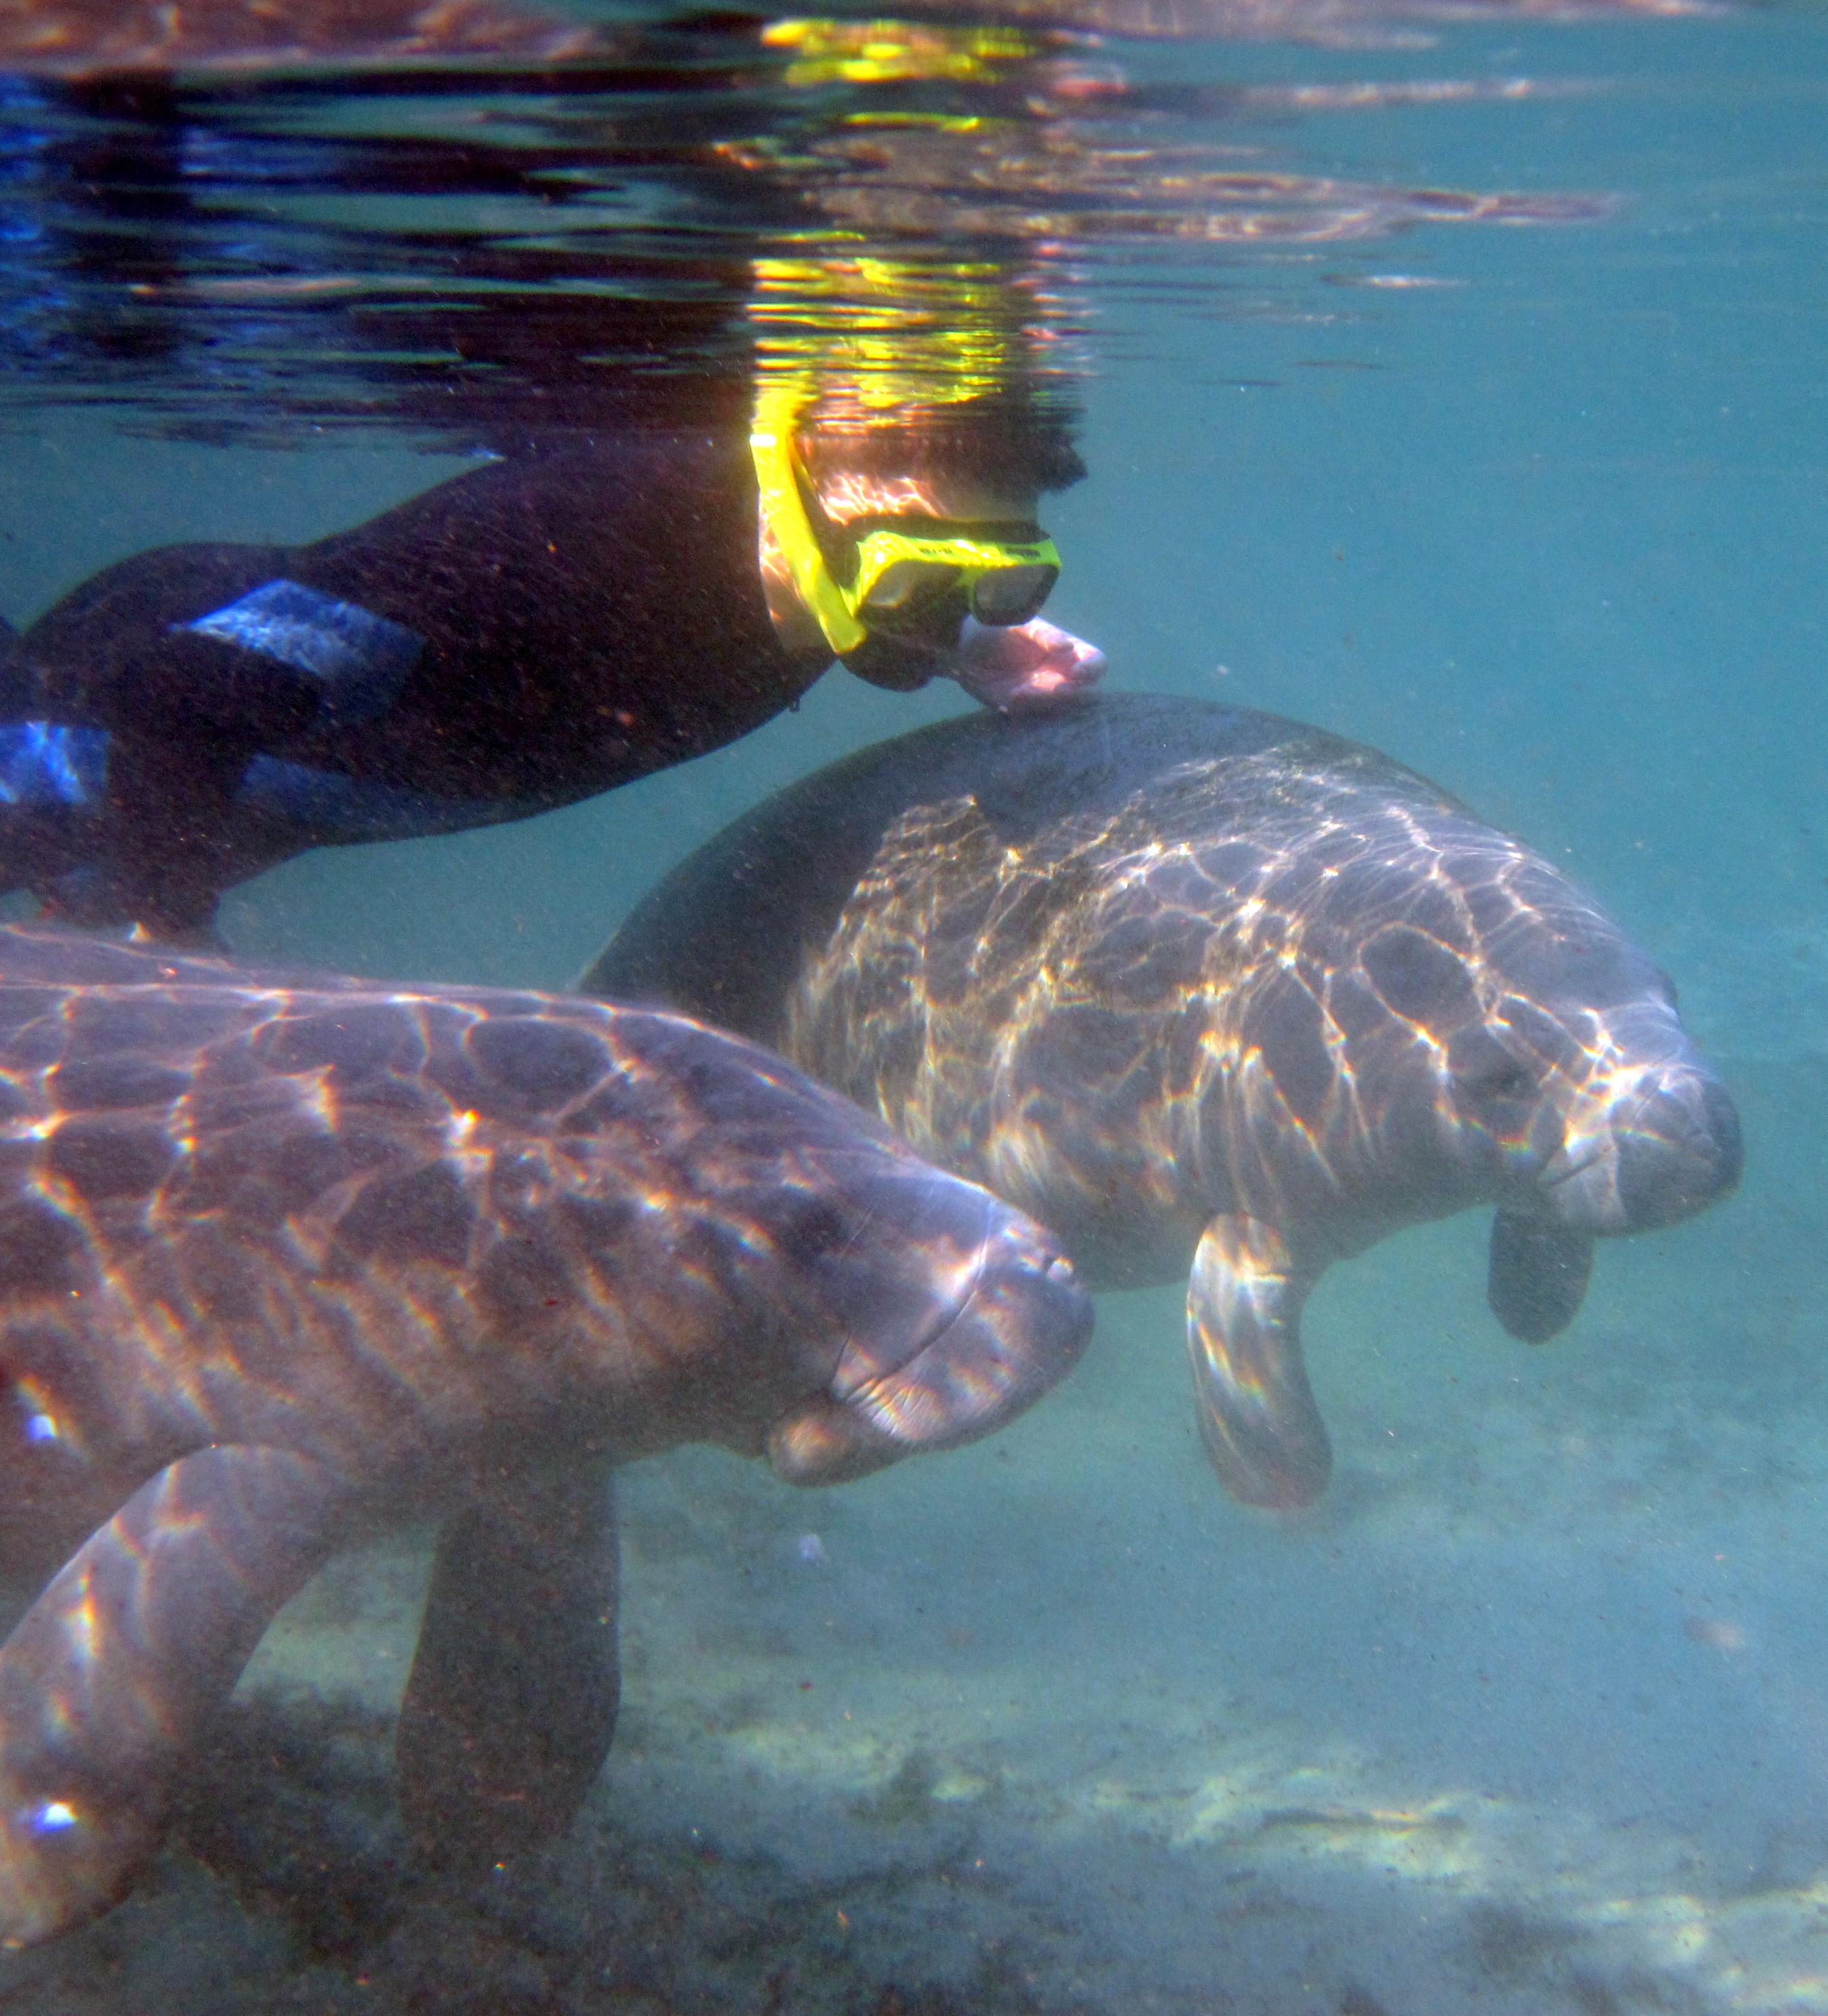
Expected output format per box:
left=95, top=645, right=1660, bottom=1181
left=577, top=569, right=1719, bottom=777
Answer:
left=0, top=3, right=1609, bottom=440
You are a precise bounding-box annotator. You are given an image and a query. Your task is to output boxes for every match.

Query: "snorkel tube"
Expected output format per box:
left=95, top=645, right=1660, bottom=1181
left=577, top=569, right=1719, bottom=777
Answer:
left=750, top=380, right=869, bottom=658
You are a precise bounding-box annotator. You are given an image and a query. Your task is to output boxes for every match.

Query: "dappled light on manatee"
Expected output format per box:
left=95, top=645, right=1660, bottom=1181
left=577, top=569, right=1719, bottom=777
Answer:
left=0, top=0, right=1813, bottom=2004
left=587, top=694, right=1740, bottom=1508
left=0, top=926, right=1085, bottom=1944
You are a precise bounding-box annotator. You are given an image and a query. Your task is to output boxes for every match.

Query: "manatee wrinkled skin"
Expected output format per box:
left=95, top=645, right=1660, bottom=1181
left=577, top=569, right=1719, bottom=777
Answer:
left=587, top=693, right=1741, bottom=1513
left=0, top=925, right=1089, bottom=1948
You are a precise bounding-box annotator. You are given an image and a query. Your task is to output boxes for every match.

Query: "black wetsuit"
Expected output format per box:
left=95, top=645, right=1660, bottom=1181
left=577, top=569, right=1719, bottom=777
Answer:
left=0, top=429, right=840, bottom=933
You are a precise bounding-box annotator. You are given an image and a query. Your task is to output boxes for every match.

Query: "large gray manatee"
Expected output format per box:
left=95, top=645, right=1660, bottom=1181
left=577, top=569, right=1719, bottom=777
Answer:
left=0, top=925, right=1090, bottom=1946
left=585, top=693, right=1742, bottom=1512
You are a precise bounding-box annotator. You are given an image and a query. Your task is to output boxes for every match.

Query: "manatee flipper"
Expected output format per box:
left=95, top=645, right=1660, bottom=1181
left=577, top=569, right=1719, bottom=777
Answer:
left=1488, top=1208, right=1594, bottom=1344
left=1185, top=1215, right=1330, bottom=1510
left=0, top=1445, right=353, bottom=1949
left=396, top=1464, right=619, bottom=1869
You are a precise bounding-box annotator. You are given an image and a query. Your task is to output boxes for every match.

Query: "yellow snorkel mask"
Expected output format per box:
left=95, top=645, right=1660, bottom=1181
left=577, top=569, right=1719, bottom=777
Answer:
left=751, top=384, right=1061, bottom=659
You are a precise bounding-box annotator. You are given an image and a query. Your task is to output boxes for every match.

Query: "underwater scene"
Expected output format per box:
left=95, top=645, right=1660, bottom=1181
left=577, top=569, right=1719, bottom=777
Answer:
left=0, top=0, right=1820, bottom=2008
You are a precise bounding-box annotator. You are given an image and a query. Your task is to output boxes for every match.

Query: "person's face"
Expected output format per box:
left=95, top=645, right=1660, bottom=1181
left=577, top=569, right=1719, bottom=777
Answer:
left=804, top=459, right=1054, bottom=644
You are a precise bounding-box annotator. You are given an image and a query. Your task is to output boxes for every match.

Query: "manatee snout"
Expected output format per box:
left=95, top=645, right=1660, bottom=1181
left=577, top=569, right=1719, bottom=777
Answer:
left=1612, top=1069, right=1742, bottom=1230
left=935, top=1220, right=1093, bottom=1429
left=766, top=1175, right=1092, bottom=1486
left=1547, top=1059, right=1742, bottom=1237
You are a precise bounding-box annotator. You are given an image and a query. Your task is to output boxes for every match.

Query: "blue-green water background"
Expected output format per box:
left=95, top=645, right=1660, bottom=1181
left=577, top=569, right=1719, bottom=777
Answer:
left=1, top=9, right=1825, bottom=2010
left=8, top=12, right=1820, bottom=1008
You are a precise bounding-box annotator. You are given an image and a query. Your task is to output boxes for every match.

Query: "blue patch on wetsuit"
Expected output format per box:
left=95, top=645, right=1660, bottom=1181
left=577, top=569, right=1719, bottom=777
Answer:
left=238, top=756, right=537, bottom=844
left=0, top=722, right=106, bottom=806
left=185, top=579, right=421, bottom=728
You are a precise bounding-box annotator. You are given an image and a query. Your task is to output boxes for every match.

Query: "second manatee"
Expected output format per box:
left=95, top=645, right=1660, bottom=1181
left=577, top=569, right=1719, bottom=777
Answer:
left=585, top=693, right=1742, bottom=1510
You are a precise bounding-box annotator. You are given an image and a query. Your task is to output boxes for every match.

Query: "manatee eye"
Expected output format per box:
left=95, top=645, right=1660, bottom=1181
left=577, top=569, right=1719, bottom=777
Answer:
left=1465, top=1057, right=1534, bottom=1103
left=773, top=1197, right=852, bottom=1265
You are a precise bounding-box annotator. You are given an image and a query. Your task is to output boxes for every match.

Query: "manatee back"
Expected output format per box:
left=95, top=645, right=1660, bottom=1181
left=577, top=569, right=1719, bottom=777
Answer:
left=0, top=925, right=1088, bottom=1533
left=585, top=693, right=1454, bottom=1045
left=0, top=927, right=890, bottom=1518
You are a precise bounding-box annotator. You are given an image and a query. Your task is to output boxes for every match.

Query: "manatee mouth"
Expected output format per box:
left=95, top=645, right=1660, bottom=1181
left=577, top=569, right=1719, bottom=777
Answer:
left=1540, top=1069, right=1743, bottom=1236
left=833, top=1182, right=998, bottom=1411
left=833, top=1222, right=1091, bottom=1453
left=765, top=1193, right=1093, bottom=1486
left=1539, top=1141, right=1605, bottom=1191
left=897, top=1224, right=992, bottom=1373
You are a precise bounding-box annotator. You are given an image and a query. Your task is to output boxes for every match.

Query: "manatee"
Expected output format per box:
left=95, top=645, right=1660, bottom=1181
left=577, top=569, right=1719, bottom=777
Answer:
left=0, top=924, right=1089, bottom=1947
left=585, top=692, right=1741, bottom=1513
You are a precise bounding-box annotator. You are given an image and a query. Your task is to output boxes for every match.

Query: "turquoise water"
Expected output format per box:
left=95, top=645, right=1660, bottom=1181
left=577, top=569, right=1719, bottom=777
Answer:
left=0, top=4, right=1824, bottom=2009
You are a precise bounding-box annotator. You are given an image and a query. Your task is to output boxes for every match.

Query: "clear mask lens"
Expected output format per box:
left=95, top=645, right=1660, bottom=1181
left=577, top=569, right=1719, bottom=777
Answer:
left=969, top=563, right=1057, bottom=626
left=859, top=558, right=964, bottom=613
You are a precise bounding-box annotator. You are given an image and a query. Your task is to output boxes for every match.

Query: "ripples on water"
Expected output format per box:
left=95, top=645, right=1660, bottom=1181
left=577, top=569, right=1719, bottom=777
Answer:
left=0, top=0, right=1823, bottom=2011
left=0, top=0, right=1622, bottom=439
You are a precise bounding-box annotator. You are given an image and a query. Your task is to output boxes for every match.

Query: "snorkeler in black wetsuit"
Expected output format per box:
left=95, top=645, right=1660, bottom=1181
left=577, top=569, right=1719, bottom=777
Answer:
left=0, top=412, right=1102, bottom=936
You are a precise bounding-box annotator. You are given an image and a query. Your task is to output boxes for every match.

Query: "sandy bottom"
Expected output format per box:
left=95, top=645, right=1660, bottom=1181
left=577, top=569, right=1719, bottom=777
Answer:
left=0, top=1056, right=1819, bottom=2015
